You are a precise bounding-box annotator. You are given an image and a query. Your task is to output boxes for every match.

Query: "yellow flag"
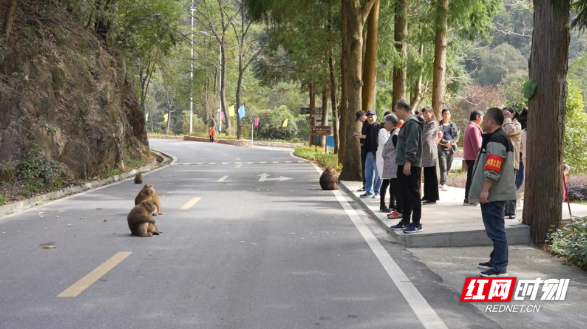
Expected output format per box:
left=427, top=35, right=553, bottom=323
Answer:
left=163, top=113, right=168, bottom=123
left=282, top=118, right=288, bottom=127
left=228, top=105, right=235, bottom=117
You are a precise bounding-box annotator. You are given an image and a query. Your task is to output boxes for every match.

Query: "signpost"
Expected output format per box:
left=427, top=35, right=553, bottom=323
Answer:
left=311, top=126, right=332, bottom=153
left=300, top=107, right=321, bottom=115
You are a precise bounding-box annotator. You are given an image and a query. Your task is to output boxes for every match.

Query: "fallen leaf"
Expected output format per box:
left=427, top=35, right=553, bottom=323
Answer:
left=43, top=245, right=56, bottom=249
left=96, top=208, right=102, bottom=211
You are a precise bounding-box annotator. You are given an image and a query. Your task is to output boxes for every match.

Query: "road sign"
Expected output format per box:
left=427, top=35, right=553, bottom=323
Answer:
left=300, top=107, right=321, bottom=115
left=258, top=173, right=293, bottom=182
left=311, top=126, right=332, bottom=136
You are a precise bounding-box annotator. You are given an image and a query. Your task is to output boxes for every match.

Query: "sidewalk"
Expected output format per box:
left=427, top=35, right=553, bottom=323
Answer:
left=340, top=180, right=587, bottom=248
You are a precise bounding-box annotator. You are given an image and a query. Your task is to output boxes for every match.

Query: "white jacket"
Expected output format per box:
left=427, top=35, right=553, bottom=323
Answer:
left=376, top=128, right=390, bottom=179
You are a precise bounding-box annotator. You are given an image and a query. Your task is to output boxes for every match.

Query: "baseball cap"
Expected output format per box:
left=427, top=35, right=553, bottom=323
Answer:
left=355, top=110, right=366, bottom=121
left=366, top=110, right=376, bottom=116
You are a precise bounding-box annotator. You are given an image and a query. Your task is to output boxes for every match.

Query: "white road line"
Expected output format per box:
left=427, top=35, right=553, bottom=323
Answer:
left=217, top=176, right=229, bottom=182
left=309, top=163, right=447, bottom=329
left=235, top=165, right=242, bottom=169
left=221, top=153, right=228, bottom=155
left=236, top=158, right=241, bottom=161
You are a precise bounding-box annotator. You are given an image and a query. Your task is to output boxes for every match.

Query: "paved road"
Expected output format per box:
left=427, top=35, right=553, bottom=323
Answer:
left=0, top=139, right=502, bottom=329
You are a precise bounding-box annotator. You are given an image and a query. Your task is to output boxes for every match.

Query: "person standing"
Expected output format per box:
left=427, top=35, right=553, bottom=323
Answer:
left=469, top=108, right=516, bottom=277
left=354, top=110, right=368, bottom=192
left=357, top=111, right=381, bottom=198
left=378, top=114, right=400, bottom=213
left=389, top=101, right=425, bottom=234
left=438, top=109, right=459, bottom=191
left=516, top=108, right=528, bottom=208
left=420, top=106, right=439, bottom=205
left=463, top=110, right=484, bottom=206
left=208, top=126, right=216, bottom=142
left=502, top=108, right=522, bottom=219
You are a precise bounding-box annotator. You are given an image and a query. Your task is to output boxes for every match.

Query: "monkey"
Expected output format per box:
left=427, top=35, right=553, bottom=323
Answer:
left=127, top=200, right=160, bottom=237
left=135, top=183, right=162, bottom=216
left=319, top=167, right=339, bottom=190
left=134, top=172, right=143, bottom=184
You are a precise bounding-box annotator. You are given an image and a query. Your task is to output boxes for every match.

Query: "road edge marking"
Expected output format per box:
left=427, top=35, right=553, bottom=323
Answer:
left=58, top=252, right=132, bottom=298
left=309, top=162, right=448, bottom=329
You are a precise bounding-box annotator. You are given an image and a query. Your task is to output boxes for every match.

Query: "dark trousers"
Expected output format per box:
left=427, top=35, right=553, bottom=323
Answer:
left=464, top=160, right=476, bottom=202
left=380, top=179, right=396, bottom=209
left=438, top=146, right=454, bottom=185
left=422, top=166, right=439, bottom=202
left=515, top=155, right=524, bottom=190
left=210, top=136, right=214, bottom=142
left=481, top=201, right=508, bottom=273
left=505, top=169, right=518, bottom=216
left=397, top=165, right=422, bottom=225
left=361, top=147, right=367, bottom=188
left=391, top=178, right=403, bottom=213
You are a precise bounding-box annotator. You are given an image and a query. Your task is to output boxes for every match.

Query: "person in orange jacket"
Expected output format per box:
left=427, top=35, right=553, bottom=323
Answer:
left=208, top=126, right=216, bottom=143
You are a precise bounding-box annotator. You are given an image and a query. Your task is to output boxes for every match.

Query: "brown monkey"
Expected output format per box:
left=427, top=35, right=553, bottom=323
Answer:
left=127, top=200, right=159, bottom=237
left=135, top=183, right=162, bottom=216
left=134, top=172, right=143, bottom=184
left=319, top=167, right=339, bottom=190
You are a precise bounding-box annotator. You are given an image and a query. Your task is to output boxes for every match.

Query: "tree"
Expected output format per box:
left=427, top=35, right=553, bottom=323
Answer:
left=474, top=43, right=527, bottom=86
left=361, top=0, right=379, bottom=112
left=392, top=0, right=407, bottom=106
left=431, top=0, right=449, bottom=117
left=523, top=0, right=570, bottom=244
left=339, top=0, right=378, bottom=181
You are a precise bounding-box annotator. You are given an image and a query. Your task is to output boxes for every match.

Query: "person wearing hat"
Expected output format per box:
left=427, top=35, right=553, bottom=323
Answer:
left=354, top=110, right=368, bottom=191
left=355, top=110, right=381, bottom=198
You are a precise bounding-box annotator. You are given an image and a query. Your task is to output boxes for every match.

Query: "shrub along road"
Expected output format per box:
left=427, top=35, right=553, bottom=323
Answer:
left=0, top=139, right=502, bottom=329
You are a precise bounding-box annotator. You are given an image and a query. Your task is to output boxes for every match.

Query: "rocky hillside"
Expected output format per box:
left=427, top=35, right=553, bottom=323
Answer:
left=0, top=1, right=149, bottom=180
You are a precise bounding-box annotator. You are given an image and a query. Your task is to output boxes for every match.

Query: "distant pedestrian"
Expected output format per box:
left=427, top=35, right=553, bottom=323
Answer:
left=379, top=114, right=401, bottom=214
left=420, top=106, right=439, bottom=205
left=208, top=126, right=216, bottom=142
left=563, top=164, right=571, bottom=202
left=502, top=108, right=522, bottom=219
left=438, top=109, right=459, bottom=191
left=463, top=110, right=484, bottom=206
left=516, top=108, right=528, bottom=208
left=357, top=111, right=381, bottom=198
left=469, top=108, right=516, bottom=277
left=389, top=100, right=425, bottom=234
left=354, top=110, right=368, bottom=192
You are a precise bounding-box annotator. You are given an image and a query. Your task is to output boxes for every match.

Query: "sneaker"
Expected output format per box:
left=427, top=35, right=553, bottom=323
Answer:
left=508, top=215, right=516, bottom=220
left=372, top=193, right=379, bottom=199
left=480, top=269, right=508, bottom=277
left=389, top=222, right=409, bottom=231
left=441, top=184, right=449, bottom=191
left=403, top=224, right=423, bottom=234
left=360, top=193, right=374, bottom=198
left=478, top=262, right=492, bottom=270
left=357, top=187, right=365, bottom=192
left=387, top=211, right=403, bottom=219
left=422, top=201, right=437, bottom=205
left=380, top=206, right=391, bottom=213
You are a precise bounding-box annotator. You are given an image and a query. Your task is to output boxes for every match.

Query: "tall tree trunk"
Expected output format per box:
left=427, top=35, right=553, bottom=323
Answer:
left=308, top=83, right=316, bottom=146
left=220, top=40, right=231, bottom=134
left=338, top=0, right=348, bottom=164
left=392, top=0, right=408, bottom=105
left=523, top=0, right=570, bottom=245
left=361, top=0, right=379, bottom=112
left=320, top=89, right=329, bottom=148
left=340, top=0, right=378, bottom=181
left=2, top=0, right=17, bottom=39
left=410, top=43, right=425, bottom=110
left=431, top=0, right=448, bottom=118
left=329, top=54, right=339, bottom=154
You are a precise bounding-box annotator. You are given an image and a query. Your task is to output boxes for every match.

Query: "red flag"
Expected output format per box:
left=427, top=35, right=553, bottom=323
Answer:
left=254, top=118, right=259, bottom=127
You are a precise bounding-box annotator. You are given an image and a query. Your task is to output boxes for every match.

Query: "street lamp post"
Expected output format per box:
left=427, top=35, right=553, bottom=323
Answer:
left=189, top=1, right=195, bottom=134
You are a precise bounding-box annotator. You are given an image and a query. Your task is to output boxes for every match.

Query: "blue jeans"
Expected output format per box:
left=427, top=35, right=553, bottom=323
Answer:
left=505, top=169, right=518, bottom=215
left=365, top=152, right=382, bottom=195
left=481, top=201, right=508, bottom=273
left=515, top=155, right=524, bottom=190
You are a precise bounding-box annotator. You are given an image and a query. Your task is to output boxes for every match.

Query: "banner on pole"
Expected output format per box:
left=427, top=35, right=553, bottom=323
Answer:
left=238, top=105, right=245, bottom=118
left=254, top=118, right=259, bottom=127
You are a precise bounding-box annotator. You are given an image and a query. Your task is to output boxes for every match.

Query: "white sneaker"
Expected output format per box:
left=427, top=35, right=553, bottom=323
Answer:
left=441, top=184, right=449, bottom=191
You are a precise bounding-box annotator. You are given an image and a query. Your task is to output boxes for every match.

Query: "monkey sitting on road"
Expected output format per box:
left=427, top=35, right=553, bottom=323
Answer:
left=320, top=167, right=339, bottom=190
left=127, top=200, right=160, bottom=237
left=135, top=183, right=162, bottom=216
left=134, top=172, right=143, bottom=184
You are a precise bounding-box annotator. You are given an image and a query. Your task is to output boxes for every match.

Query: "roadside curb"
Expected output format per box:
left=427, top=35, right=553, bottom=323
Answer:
left=338, top=181, right=391, bottom=233
left=0, top=152, right=169, bottom=218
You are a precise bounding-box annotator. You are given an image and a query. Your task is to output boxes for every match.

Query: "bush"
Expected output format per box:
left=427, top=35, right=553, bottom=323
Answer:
left=564, top=85, right=587, bottom=173
left=294, top=147, right=340, bottom=170
left=567, top=174, right=587, bottom=202
left=291, top=138, right=301, bottom=143
left=548, top=216, right=587, bottom=270
left=0, top=161, right=18, bottom=185
left=19, top=147, right=66, bottom=192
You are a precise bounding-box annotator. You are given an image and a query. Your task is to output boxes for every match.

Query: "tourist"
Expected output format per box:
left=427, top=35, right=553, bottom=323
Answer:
left=420, top=106, right=439, bottom=205
left=354, top=110, right=367, bottom=192
left=356, top=111, right=381, bottom=198
left=379, top=114, right=401, bottom=214
left=502, top=108, right=522, bottom=219
left=438, top=109, right=459, bottom=191
left=463, top=110, right=484, bottom=206
left=468, top=108, right=516, bottom=277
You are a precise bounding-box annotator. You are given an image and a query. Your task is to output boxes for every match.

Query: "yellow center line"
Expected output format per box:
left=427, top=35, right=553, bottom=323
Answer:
left=209, top=162, right=216, bottom=165
left=260, top=161, right=267, bottom=164
left=298, top=161, right=305, bottom=163
left=272, top=161, right=280, bottom=164
left=58, top=252, right=132, bottom=298
left=180, top=197, right=201, bottom=210
left=221, top=162, right=229, bottom=165
left=218, top=176, right=229, bottom=182
left=183, top=163, right=190, bottom=166
left=247, top=162, right=254, bottom=164
left=285, top=161, right=292, bottom=163
left=235, top=165, right=242, bottom=169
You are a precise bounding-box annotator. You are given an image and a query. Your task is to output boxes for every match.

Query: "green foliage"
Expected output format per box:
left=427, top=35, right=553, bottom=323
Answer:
left=498, top=71, right=527, bottom=103
left=0, top=194, right=6, bottom=205
left=523, top=79, right=537, bottom=100
left=474, top=44, right=527, bottom=86
left=256, top=106, right=300, bottom=140
left=19, top=147, right=66, bottom=193
left=564, top=85, right=587, bottom=173
left=0, top=162, right=18, bottom=185
left=294, top=147, right=340, bottom=170
left=568, top=54, right=587, bottom=102
left=548, top=216, right=587, bottom=270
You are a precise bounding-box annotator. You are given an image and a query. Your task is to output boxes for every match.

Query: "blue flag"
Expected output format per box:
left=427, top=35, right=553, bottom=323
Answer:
left=238, top=105, right=245, bottom=119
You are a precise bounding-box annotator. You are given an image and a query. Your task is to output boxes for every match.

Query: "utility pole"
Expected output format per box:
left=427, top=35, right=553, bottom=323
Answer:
left=189, top=1, right=195, bottom=134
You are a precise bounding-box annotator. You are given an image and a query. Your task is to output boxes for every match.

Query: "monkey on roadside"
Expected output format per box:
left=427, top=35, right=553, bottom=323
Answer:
left=134, top=172, right=143, bottom=184
left=127, top=200, right=160, bottom=237
left=135, top=183, right=162, bottom=216
left=320, top=167, right=339, bottom=190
